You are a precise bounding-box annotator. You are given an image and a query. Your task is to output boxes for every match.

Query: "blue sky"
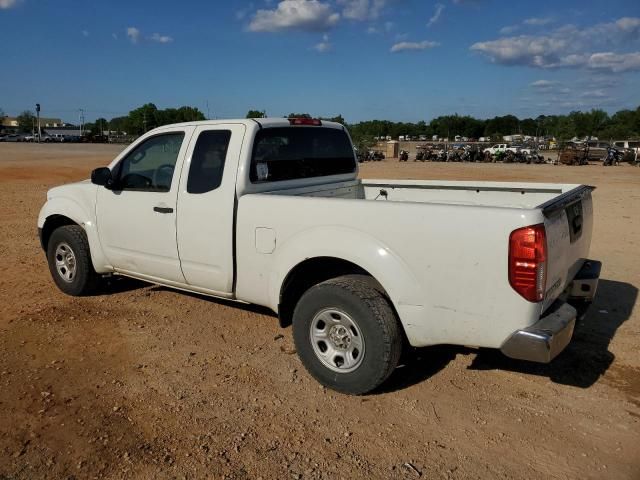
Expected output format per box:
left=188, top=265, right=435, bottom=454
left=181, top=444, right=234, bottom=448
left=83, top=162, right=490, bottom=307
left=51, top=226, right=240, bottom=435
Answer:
left=1, top=0, right=639, bottom=123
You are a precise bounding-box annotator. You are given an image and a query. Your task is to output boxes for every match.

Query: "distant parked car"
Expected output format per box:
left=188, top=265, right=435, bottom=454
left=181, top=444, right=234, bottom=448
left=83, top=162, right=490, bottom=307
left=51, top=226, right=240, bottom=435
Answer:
left=89, top=135, right=109, bottom=143
left=585, top=140, right=610, bottom=161
left=483, top=143, right=508, bottom=155
left=25, top=133, right=54, bottom=142
left=507, top=145, right=532, bottom=155
left=0, top=134, right=7, bottom=142
left=613, top=140, right=640, bottom=161
left=5, top=134, right=25, bottom=142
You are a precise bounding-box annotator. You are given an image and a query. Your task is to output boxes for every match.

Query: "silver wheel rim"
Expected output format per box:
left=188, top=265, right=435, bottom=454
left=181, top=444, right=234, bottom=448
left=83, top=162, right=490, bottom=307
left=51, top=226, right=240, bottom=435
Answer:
left=54, top=242, right=77, bottom=283
left=309, top=308, right=365, bottom=373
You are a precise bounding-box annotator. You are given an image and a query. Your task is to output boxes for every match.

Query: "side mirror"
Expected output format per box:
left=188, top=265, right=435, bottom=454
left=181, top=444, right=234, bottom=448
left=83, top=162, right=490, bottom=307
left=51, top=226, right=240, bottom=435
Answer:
left=91, top=167, right=113, bottom=188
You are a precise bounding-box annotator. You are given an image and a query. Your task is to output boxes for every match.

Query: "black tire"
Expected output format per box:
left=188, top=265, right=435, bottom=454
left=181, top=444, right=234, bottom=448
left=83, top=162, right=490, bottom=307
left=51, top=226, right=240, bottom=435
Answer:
left=292, top=275, right=402, bottom=395
left=46, top=225, right=101, bottom=296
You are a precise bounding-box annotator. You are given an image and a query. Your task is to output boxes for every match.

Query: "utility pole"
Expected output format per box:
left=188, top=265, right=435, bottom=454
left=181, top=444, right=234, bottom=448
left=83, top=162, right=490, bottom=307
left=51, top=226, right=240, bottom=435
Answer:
left=35, top=103, right=41, bottom=143
left=206, top=100, right=210, bottom=120
left=143, top=111, right=147, bottom=132
left=79, top=109, right=85, bottom=136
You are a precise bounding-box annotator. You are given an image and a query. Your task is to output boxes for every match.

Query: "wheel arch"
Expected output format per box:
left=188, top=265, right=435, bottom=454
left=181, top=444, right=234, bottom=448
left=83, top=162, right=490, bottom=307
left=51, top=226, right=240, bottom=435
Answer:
left=38, top=197, right=111, bottom=273
left=279, top=257, right=374, bottom=327
left=40, top=214, right=78, bottom=251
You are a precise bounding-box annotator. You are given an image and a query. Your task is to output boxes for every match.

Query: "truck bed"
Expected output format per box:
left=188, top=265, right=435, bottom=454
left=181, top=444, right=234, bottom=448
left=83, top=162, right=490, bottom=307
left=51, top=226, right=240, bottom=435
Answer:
left=266, top=178, right=582, bottom=210
left=236, top=178, right=593, bottom=350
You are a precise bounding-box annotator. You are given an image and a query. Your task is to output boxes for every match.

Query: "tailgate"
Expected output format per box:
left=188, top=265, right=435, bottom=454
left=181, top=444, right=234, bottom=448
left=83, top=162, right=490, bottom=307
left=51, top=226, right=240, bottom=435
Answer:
left=540, top=186, right=595, bottom=311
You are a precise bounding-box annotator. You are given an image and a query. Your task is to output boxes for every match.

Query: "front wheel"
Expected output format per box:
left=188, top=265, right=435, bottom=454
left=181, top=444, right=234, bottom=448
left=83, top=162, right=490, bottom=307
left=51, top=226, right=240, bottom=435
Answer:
left=46, top=225, right=101, bottom=296
left=292, top=275, right=402, bottom=395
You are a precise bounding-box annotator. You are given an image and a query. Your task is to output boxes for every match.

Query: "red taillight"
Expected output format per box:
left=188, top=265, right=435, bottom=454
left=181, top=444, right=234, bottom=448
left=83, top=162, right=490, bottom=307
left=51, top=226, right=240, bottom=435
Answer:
left=508, top=224, right=547, bottom=302
left=288, top=118, right=322, bottom=126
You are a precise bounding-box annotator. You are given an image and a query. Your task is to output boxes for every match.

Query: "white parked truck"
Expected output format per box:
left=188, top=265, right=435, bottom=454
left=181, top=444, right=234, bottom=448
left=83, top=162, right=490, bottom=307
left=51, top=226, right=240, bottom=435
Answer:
left=483, top=143, right=508, bottom=155
left=38, top=118, right=601, bottom=394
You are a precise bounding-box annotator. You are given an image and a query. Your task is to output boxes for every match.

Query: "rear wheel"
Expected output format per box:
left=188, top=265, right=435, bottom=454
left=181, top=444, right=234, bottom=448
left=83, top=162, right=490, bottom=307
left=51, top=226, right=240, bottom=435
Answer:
left=47, top=225, right=101, bottom=296
left=292, top=275, right=402, bottom=395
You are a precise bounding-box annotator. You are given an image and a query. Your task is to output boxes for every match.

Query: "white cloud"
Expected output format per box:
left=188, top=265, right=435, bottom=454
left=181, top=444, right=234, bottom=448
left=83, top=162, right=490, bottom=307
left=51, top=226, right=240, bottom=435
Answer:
left=579, top=89, right=609, bottom=99
left=249, top=0, right=340, bottom=32
left=523, top=17, right=554, bottom=26
left=338, top=0, right=388, bottom=21
left=499, top=25, right=518, bottom=35
left=0, top=0, right=19, bottom=9
left=150, top=33, right=174, bottom=43
left=427, top=3, right=445, bottom=28
left=615, top=16, right=640, bottom=33
left=126, top=27, right=141, bottom=44
left=499, top=16, right=553, bottom=35
left=529, top=79, right=570, bottom=94
left=390, top=40, right=439, bottom=53
left=471, top=16, right=640, bottom=72
left=82, top=30, right=89, bottom=37
left=471, top=35, right=569, bottom=67
left=530, top=79, right=557, bottom=88
left=313, top=33, right=331, bottom=52
left=586, top=52, right=640, bottom=73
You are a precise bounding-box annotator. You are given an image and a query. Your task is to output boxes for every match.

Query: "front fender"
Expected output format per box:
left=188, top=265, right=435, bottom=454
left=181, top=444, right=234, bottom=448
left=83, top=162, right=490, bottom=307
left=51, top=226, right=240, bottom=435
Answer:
left=38, top=196, right=111, bottom=273
left=268, top=226, right=425, bottom=336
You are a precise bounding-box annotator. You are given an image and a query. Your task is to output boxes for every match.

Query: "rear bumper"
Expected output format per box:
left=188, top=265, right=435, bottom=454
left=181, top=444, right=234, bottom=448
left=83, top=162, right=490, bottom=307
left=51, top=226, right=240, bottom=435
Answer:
left=500, top=258, right=601, bottom=363
left=500, top=301, right=576, bottom=363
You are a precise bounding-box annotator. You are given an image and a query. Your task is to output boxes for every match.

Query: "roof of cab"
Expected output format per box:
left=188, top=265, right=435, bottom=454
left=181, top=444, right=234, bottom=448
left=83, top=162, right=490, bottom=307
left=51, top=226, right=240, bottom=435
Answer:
left=151, top=118, right=344, bottom=130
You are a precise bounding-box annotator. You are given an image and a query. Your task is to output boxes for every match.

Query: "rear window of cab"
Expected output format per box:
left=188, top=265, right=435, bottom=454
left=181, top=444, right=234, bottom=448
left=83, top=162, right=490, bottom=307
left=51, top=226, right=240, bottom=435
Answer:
left=250, top=127, right=356, bottom=183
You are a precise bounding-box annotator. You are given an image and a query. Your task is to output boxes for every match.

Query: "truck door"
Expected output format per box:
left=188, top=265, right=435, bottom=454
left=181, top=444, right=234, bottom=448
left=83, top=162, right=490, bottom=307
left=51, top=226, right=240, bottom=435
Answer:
left=176, top=124, right=246, bottom=294
left=96, top=128, right=192, bottom=283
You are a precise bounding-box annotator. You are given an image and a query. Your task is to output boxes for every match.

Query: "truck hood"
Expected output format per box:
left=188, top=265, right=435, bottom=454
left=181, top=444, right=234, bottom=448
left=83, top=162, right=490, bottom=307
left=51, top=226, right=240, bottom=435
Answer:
left=47, top=179, right=93, bottom=200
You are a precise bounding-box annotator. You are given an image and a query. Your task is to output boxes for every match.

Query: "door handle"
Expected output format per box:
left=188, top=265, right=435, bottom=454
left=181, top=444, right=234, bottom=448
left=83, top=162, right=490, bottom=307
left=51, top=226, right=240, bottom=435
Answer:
left=153, top=206, right=174, bottom=214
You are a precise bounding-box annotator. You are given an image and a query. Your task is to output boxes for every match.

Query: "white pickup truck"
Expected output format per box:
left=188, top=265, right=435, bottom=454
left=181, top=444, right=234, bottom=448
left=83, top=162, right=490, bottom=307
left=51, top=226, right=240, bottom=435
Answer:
left=38, top=118, right=601, bottom=394
left=483, top=143, right=508, bottom=155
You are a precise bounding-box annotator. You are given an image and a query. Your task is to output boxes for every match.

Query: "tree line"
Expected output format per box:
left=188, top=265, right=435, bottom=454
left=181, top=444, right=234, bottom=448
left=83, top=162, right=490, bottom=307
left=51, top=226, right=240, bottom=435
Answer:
left=7, top=103, right=206, bottom=136
left=246, top=107, right=640, bottom=144
left=5, top=104, right=640, bottom=142
left=346, top=108, right=640, bottom=143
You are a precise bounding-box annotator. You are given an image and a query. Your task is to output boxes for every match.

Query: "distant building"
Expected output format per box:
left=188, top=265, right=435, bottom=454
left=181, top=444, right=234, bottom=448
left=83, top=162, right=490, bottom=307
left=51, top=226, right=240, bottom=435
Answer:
left=1, top=116, right=64, bottom=132
left=44, top=126, right=83, bottom=137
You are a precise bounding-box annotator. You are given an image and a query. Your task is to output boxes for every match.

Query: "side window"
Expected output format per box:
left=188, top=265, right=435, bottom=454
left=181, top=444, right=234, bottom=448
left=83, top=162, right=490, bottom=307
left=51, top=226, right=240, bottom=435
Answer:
left=187, top=130, right=231, bottom=194
left=115, top=133, right=185, bottom=192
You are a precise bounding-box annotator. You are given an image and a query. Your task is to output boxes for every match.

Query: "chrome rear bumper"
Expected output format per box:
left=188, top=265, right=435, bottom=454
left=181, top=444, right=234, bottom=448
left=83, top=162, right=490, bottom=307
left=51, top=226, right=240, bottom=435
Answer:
left=500, top=302, right=576, bottom=363
left=500, top=258, right=601, bottom=363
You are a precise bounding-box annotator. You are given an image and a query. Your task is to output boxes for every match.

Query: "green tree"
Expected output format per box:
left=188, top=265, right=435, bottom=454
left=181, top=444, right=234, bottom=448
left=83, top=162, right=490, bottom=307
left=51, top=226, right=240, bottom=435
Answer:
left=87, top=118, right=109, bottom=136
left=17, top=110, right=36, bottom=133
left=108, top=116, right=128, bottom=134
left=320, top=114, right=345, bottom=124
left=128, top=103, right=159, bottom=134
left=246, top=109, right=266, bottom=118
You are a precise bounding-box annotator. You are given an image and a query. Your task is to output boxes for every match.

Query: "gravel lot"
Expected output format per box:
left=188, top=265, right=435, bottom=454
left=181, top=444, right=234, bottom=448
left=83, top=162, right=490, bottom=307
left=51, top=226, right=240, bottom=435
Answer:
left=1, top=143, right=639, bottom=479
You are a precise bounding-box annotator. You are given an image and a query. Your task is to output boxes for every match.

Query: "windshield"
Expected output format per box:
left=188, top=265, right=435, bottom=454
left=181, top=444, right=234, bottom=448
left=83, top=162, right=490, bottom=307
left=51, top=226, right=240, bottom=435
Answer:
left=250, top=127, right=356, bottom=183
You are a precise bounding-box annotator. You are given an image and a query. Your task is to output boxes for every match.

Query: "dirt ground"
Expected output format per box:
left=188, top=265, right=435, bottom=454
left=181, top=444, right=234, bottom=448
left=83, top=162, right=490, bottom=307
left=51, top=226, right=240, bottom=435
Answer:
left=1, top=143, right=639, bottom=480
